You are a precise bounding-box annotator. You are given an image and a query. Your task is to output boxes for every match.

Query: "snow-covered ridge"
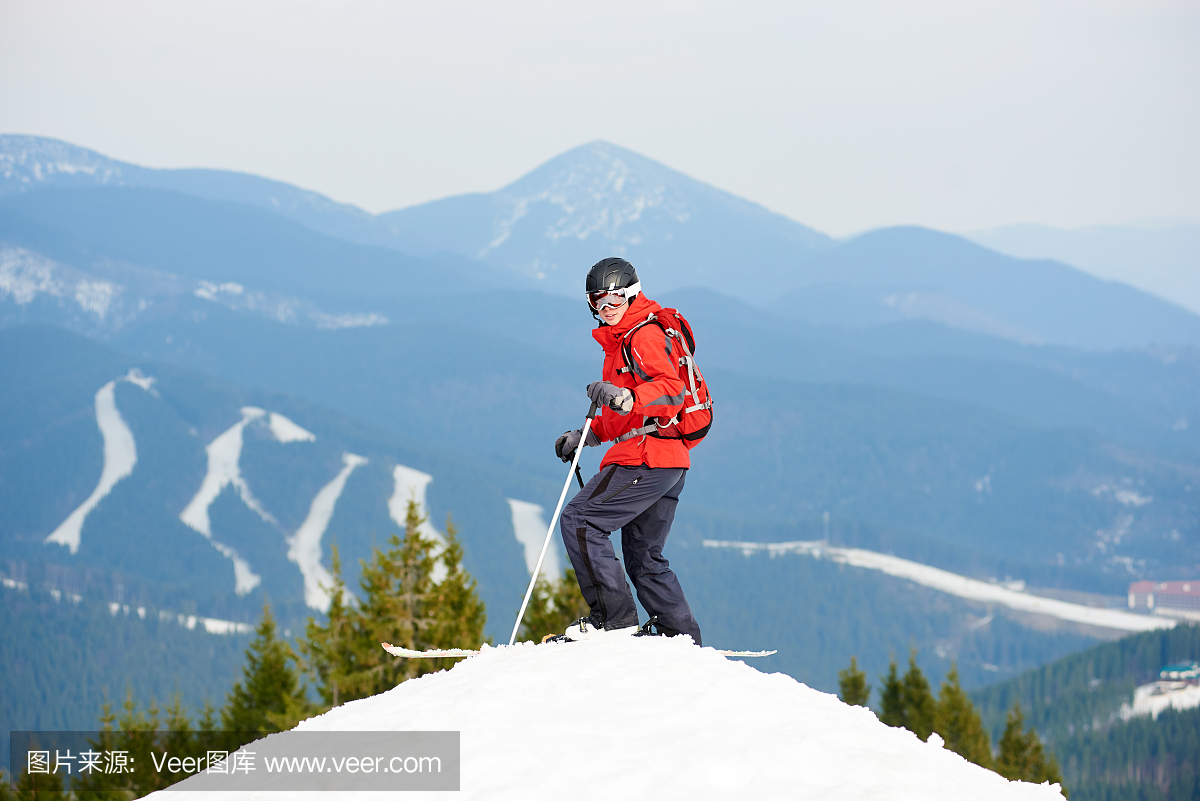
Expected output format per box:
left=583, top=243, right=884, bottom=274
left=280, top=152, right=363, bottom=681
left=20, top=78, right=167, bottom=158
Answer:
left=192, top=280, right=388, bottom=329
left=485, top=142, right=692, bottom=256
left=159, top=636, right=1066, bottom=800
left=704, top=539, right=1176, bottom=634
left=45, top=370, right=157, bottom=554
left=1, top=246, right=127, bottom=324
left=0, top=134, right=128, bottom=190
left=0, top=245, right=387, bottom=333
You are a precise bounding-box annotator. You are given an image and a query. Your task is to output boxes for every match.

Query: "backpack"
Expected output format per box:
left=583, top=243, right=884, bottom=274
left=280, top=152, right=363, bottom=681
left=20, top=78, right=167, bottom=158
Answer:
left=616, top=307, right=713, bottom=450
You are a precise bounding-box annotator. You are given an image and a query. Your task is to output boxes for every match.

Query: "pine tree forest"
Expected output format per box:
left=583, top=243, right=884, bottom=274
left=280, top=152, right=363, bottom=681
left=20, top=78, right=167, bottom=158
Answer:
left=2, top=501, right=487, bottom=798
left=840, top=653, right=1068, bottom=796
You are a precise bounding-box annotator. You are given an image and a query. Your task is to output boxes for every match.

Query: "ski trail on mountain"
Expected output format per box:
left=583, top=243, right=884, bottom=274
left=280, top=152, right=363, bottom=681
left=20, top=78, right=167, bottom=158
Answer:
left=268, top=412, right=315, bottom=443
left=290, top=453, right=368, bottom=611
left=705, top=539, right=1177, bottom=633
left=389, top=465, right=448, bottom=583
left=179, top=407, right=273, bottom=595
left=46, top=370, right=156, bottom=554
left=180, top=407, right=314, bottom=595
left=506, top=499, right=560, bottom=577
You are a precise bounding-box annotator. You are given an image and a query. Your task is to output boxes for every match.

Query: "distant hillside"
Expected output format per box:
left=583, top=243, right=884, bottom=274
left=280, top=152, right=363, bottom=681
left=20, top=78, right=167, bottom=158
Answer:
left=970, top=624, right=1200, bottom=801
left=970, top=623, right=1200, bottom=743
left=0, top=185, right=511, bottom=311
left=0, top=134, right=397, bottom=249
left=0, top=581, right=250, bottom=772
left=769, top=226, right=1200, bottom=350
left=0, top=324, right=550, bottom=631
left=966, top=221, right=1200, bottom=317
left=6, top=134, right=1200, bottom=351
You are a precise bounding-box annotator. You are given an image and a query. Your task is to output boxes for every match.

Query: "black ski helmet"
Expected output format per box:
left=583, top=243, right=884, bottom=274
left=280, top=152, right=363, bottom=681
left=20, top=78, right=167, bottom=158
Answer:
left=586, top=257, right=639, bottom=295
left=585, top=257, right=640, bottom=321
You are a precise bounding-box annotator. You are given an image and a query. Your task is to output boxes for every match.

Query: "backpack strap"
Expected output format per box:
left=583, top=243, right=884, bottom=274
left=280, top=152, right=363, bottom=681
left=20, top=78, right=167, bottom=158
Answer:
left=613, top=415, right=683, bottom=444
left=616, top=314, right=660, bottom=380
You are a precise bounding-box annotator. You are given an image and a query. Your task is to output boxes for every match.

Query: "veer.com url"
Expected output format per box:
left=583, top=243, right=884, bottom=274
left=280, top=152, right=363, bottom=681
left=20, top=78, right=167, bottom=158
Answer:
left=263, top=755, right=441, bottom=774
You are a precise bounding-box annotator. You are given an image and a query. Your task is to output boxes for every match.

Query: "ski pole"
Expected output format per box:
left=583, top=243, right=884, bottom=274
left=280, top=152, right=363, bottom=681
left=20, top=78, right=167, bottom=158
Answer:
left=508, top=400, right=599, bottom=647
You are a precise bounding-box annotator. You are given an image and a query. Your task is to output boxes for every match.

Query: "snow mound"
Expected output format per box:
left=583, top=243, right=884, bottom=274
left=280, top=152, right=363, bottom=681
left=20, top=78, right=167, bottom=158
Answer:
left=158, top=636, right=1064, bottom=800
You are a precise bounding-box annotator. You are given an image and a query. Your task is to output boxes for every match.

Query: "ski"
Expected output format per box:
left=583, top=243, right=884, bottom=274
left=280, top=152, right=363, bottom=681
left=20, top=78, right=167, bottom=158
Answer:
left=381, top=642, right=775, bottom=659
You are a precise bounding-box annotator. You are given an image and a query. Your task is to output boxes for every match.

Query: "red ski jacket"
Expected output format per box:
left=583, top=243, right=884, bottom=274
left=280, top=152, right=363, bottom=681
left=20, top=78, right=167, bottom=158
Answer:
left=591, top=293, right=690, bottom=469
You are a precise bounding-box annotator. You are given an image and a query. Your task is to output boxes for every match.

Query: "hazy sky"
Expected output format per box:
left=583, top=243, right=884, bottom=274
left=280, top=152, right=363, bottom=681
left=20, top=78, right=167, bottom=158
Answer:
left=1, top=1, right=1197, bottom=236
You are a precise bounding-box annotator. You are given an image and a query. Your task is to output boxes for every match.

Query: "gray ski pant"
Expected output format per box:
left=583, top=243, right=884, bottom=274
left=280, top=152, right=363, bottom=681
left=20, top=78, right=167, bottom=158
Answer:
left=560, top=464, right=702, bottom=646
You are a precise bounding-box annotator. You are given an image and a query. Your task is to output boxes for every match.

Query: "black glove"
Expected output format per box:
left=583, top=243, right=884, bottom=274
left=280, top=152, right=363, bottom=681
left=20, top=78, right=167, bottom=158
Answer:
left=587, top=381, right=634, bottom=415
left=555, top=427, right=600, bottom=462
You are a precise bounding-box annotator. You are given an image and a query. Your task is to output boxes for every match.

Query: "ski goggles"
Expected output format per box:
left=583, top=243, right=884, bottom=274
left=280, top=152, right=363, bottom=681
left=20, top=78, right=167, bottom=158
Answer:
left=587, top=281, right=641, bottom=311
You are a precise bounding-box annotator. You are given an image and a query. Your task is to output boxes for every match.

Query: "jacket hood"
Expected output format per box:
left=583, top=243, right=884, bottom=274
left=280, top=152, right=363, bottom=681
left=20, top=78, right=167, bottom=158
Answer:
left=592, top=293, right=663, bottom=352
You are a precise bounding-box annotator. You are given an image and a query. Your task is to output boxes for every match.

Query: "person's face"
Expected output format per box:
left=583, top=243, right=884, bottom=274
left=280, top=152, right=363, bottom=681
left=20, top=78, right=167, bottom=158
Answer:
left=599, top=299, right=629, bottom=326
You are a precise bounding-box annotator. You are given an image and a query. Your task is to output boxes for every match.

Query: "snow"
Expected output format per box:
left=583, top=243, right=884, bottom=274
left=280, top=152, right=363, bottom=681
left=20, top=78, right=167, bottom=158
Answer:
left=1122, top=682, right=1200, bottom=720
left=505, top=499, right=560, bottom=577
left=0, top=247, right=60, bottom=304
left=46, top=373, right=155, bottom=553
left=705, top=539, right=1176, bottom=634
left=388, top=465, right=448, bottom=582
left=179, top=407, right=277, bottom=594
left=289, top=453, right=369, bottom=611
left=192, top=278, right=388, bottom=330
left=153, top=636, right=1065, bottom=800
left=484, top=142, right=692, bottom=258
left=199, top=616, right=256, bottom=635
left=267, top=412, right=315, bottom=443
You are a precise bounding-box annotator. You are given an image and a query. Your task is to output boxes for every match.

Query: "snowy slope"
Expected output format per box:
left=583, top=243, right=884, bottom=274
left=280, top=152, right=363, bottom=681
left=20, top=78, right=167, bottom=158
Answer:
left=379, top=140, right=835, bottom=298
left=705, top=539, right=1175, bottom=634
left=158, top=636, right=1064, bottom=800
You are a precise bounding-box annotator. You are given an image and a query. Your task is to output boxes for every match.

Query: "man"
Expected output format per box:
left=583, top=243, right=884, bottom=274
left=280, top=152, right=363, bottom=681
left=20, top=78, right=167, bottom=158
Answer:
left=553, top=257, right=702, bottom=645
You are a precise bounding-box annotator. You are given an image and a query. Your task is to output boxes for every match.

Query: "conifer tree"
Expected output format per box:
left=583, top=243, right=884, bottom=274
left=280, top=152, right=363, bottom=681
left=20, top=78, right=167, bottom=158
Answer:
left=73, top=701, right=120, bottom=796
left=13, top=757, right=64, bottom=800
left=879, top=657, right=905, bottom=728
left=900, top=651, right=937, bottom=741
left=344, top=501, right=439, bottom=698
left=425, top=515, right=489, bottom=672
left=838, top=656, right=871, bottom=707
left=517, top=568, right=590, bottom=643
left=934, top=665, right=992, bottom=768
left=301, top=543, right=357, bottom=708
left=995, top=702, right=1067, bottom=795
left=0, top=770, right=13, bottom=801
left=328, top=500, right=488, bottom=702
left=221, top=603, right=310, bottom=746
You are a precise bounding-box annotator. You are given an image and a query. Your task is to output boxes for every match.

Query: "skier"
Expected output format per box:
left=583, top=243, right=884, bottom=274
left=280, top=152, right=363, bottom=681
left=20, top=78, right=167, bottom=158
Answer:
left=553, top=257, right=703, bottom=645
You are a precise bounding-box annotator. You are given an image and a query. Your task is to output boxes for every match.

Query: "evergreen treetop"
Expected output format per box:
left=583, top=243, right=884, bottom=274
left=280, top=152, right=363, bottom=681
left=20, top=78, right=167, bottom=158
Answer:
left=302, top=500, right=488, bottom=707
left=934, top=665, right=992, bottom=769
left=995, top=702, right=1067, bottom=796
left=838, top=656, right=871, bottom=708
left=220, top=603, right=309, bottom=742
left=900, top=651, right=937, bottom=742
left=879, top=656, right=905, bottom=729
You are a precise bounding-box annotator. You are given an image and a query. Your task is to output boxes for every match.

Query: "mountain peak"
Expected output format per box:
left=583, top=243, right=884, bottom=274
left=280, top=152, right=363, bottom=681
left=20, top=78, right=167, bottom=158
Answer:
left=0, top=134, right=131, bottom=195
left=484, top=140, right=695, bottom=255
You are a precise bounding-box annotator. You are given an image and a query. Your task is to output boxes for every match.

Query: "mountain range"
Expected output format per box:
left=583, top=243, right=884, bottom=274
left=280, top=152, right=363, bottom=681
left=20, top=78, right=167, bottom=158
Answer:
left=5, top=134, right=1200, bottom=350
left=2, top=135, right=1198, bottom=750
left=967, top=220, right=1200, bottom=317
